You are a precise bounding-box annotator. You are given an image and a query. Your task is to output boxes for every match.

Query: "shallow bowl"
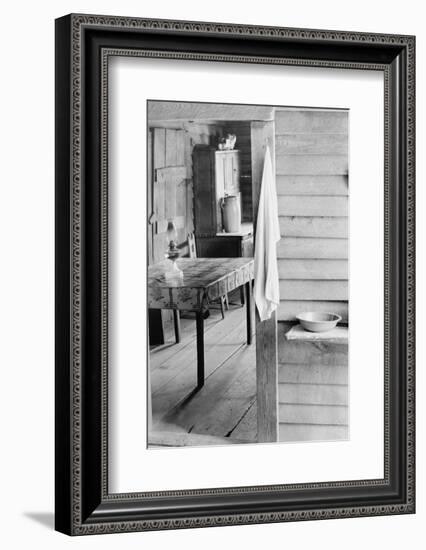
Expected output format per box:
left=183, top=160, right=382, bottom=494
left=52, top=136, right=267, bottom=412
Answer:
left=296, top=311, right=342, bottom=333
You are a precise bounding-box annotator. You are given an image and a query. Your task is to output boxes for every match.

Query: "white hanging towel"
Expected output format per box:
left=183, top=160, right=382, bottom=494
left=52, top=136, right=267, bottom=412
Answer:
left=253, top=145, right=281, bottom=321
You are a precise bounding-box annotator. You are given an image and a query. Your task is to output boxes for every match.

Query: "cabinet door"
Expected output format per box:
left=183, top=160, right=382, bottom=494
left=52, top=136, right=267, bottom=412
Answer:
left=194, top=148, right=217, bottom=236
left=231, top=151, right=240, bottom=194
left=215, top=153, right=226, bottom=199
left=222, top=151, right=240, bottom=196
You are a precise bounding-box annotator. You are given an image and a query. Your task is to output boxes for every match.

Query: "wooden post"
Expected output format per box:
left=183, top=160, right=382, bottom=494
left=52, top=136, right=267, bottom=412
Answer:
left=251, top=120, right=279, bottom=443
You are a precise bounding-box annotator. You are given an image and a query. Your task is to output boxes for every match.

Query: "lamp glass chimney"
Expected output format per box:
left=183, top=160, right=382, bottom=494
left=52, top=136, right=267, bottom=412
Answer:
left=166, top=220, right=177, bottom=245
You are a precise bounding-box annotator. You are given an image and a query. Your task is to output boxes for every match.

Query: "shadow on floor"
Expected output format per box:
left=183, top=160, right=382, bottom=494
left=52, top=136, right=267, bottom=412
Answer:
left=23, top=511, right=54, bottom=530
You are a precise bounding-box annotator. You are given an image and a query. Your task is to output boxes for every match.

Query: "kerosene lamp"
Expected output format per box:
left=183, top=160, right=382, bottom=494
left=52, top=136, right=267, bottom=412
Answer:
left=164, top=219, right=183, bottom=281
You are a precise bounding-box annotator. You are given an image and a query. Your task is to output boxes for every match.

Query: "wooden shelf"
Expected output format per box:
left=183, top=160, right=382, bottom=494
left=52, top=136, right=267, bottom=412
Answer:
left=284, top=323, right=348, bottom=343
left=216, top=222, right=253, bottom=237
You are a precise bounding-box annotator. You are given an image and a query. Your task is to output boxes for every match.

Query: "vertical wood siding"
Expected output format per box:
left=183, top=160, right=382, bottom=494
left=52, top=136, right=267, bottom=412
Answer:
left=151, top=127, right=188, bottom=263
left=148, top=122, right=219, bottom=335
left=149, top=122, right=220, bottom=262
left=275, top=109, right=349, bottom=322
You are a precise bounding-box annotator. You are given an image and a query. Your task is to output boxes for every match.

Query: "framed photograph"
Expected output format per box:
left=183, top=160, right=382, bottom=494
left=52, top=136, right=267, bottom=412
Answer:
left=55, top=14, right=415, bottom=535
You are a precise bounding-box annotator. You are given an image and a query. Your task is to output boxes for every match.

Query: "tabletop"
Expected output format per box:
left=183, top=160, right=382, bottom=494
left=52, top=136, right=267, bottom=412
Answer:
left=148, top=257, right=254, bottom=311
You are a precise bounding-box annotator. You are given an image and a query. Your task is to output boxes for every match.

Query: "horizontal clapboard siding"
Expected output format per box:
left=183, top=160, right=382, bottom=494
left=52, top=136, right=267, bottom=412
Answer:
left=275, top=109, right=349, bottom=134
left=278, top=363, right=348, bottom=385
left=278, top=237, right=348, bottom=259
left=279, top=383, right=348, bottom=405
left=275, top=108, right=349, bottom=324
left=277, top=111, right=349, bottom=443
left=279, top=217, right=348, bottom=238
left=278, top=322, right=349, bottom=443
left=278, top=259, right=348, bottom=280
left=276, top=155, right=348, bottom=175
left=279, top=280, right=348, bottom=301
left=278, top=336, right=349, bottom=365
left=279, top=404, right=348, bottom=425
left=278, top=196, right=348, bottom=217
left=275, top=134, right=348, bottom=155
left=279, top=424, right=348, bottom=442
left=277, top=175, right=348, bottom=196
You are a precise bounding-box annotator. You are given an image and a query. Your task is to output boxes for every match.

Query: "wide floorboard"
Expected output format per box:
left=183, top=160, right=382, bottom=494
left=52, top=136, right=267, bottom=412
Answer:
left=149, top=303, right=257, bottom=447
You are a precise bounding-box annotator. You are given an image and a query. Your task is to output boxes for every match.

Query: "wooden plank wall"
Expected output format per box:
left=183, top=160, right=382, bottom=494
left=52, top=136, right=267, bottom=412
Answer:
left=275, top=110, right=349, bottom=443
left=148, top=122, right=219, bottom=263
left=277, top=323, right=349, bottom=442
left=275, top=109, right=349, bottom=322
left=151, top=128, right=187, bottom=263
left=148, top=122, right=218, bottom=339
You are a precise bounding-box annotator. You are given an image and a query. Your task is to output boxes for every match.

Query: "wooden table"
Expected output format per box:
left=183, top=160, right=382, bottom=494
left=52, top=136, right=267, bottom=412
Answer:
left=148, top=257, right=254, bottom=389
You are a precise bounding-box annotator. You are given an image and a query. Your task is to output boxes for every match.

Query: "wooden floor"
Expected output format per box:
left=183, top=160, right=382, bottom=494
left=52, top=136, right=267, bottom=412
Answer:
left=149, top=300, right=257, bottom=448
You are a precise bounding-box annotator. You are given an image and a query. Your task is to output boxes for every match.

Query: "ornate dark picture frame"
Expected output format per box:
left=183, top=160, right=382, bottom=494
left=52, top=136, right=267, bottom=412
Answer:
left=55, top=13, right=415, bottom=535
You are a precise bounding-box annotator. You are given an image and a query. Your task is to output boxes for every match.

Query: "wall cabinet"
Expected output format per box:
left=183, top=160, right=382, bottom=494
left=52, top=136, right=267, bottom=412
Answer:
left=192, top=145, right=254, bottom=258
left=192, top=145, right=240, bottom=237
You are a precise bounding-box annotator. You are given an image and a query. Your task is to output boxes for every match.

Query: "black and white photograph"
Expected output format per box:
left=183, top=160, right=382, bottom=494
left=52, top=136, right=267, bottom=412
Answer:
left=147, top=100, right=349, bottom=449
left=0, top=0, right=419, bottom=544
left=51, top=0, right=417, bottom=535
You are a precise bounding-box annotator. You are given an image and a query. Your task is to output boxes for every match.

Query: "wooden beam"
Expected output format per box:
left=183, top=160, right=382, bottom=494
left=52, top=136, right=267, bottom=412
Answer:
left=256, top=314, right=278, bottom=443
left=148, top=100, right=274, bottom=123
left=251, top=120, right=278, bottom=443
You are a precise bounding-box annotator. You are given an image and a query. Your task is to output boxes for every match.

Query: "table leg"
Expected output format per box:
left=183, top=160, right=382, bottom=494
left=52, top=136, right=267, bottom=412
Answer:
left=148, top=309, right=164, bottom=345
left=240, top=287, right=245, bottom=306
left=245, top=281, right=252, bottom=345
left=173, top=310, right=181, bottom=343
left=196, top=311, right=205, bottom=389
